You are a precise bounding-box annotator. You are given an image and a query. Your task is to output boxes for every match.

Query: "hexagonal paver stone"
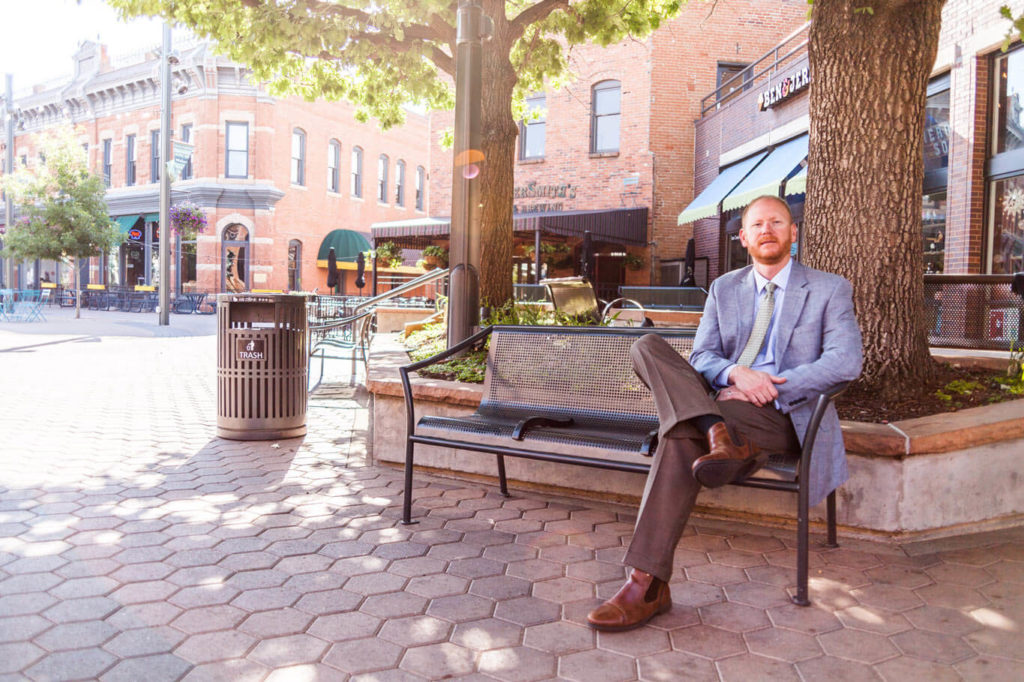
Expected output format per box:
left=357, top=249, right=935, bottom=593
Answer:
left=448, top=558, right=504, bottom=579
left=0, top=641, right=45, bottom=675
left=426, top=594, right=495, bottom=623
left=0, top=593, right=58, bottom=618
left=637, top=650, right=719, bottom=682
left=25, top=647, right=116, bottom=681
left=559, top=649, right=637, bottom=682
left=0, top=615, right=52, bottom=644
left=470, top=576, right=531, bottom=601
left=99, top=653, right=192, bottom=682
left=109, top=580, right=179, bottom=605
left=103, top=626, right=186, bottom=657
left=850, top=583, right=925, bottom=612
left=308, top=611, right=382, bottom=642
left=818, top=628, right=900, bottom=665
left=179, top=658, right=270, bottom=682
left=360, top=591, right=429, bottom=619
left=35, top=620, right=118, bottom=652
left=766, top=603, right=843, bottom=635
left=532, top=577, right=594, bottom=605
left=1, top=573, right=63, bottom=594
left=170, top=605, right=247, bottom=634
left=903, top=605, right=984, bottom=636
left=378, top=615, right=451, bottom=648
left=955, top=655, right=1024, bottom=681
left=744, top=627, right=822, bottom=662
left=264, top=663, right=349, bottom=682
left=452, top=618, right=524, bottom=652
left=723, top=582, right=792, bottom=609
left=324, top=637, right=403, bottom=674
left=249, top=634, right=329, bottom=668
left=174, top=630, right=257, bottom=665
left=685, top=563, right=749, bottom=586
left=399, top=642, right=476, bottom=678
left=698, top=601, right=770, bottom=633
left=231, top=586, right=301, bottom=612
left=670, top=624, right=746, bottom=660
left=43, top=596, right=120, bottom=624
left=716, top=653, right=800, bottom=681
left=238, top=608, right=314, bottom=638
left=293, top=588, right=363, bottom=616
left=169, top=584, right=240, bottom=609
left=521, top=621, right=594, bottom=656
left=796, top=655, right=883, bottom=682
left=595, top=626, right=672, bottom=658
left=494, top=596, right=560, bottom=627
left=507, top=559, right=563, bottom=582
left=890, top=629, right=976, bottom=664
left=344, top=573, right=406, bottom=596
left=405, top=574, right=468, bottom=600
left=478, top=646, right=557, bottom=682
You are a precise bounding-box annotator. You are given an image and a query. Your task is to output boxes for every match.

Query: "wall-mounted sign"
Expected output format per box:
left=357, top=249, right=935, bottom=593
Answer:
left=513, top=181, right=577, bottom=214
left=757, top=67, right=810, bottom=111
left=128, top=228, right=143, bottom=241
left=237, top=338, right=266, bottom=361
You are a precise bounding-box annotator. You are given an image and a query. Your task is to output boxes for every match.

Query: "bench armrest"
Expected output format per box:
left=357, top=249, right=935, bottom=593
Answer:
left=399, top=326, right=494, bottom=435
left=797, top=381, right=851, bottom=483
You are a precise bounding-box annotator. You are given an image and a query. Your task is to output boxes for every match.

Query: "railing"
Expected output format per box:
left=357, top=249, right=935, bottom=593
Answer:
left=618, top=286, right=708, bottom=310
left=700, top=22, right=810, bottom=117
left=924, top=274, right=1024, bottom=350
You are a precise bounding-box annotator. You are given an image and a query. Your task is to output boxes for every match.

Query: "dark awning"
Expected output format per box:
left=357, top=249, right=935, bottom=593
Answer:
left=316, top=229, right=372, bottom=266
left=113, top=215, right=143, bottom=234
left=370, top=207, right=649, bottom=246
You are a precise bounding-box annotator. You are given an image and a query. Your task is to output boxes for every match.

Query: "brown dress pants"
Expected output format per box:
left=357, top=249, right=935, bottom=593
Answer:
left=623, top=334, right=801, bottom=581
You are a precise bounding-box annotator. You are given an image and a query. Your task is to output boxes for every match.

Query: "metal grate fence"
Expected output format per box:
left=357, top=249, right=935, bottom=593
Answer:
left=924, top=274, right=1024, bottom=350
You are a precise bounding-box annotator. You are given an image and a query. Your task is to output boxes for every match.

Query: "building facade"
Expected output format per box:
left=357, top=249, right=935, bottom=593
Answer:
left=0, top=39, right=430, bottom=294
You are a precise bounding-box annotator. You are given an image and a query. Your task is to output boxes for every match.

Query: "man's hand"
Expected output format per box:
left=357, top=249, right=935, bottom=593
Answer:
left=727, top=366, right=787, bottom=407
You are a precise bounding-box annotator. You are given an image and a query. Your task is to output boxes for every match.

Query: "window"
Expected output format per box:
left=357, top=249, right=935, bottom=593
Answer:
left=150, top=130, right=161, bottom=182
left=180, top=124, right=193, bottom=180
left=225, top=122, right=248, bottom=178
left=988, top=46, right=1024, bottom=273
left=395, top=160, right=406, bottom=206
left=922, top=74, right=950, bottom=274
left=125, top=134, right=136, bottom=186
left=715, top=62, right=752, bottom=105
left=519, top=94, right=546, bottom=160
left=102, top=139, right=112, bottom=187
left=377, top=154, right=389, bottom=202
left=590, top=80, right=621, bottom=154
left=415, top=165, right=425, bottom=210
left=288, top=240, right=302, bottom=291
left=327, top=139, right=340, bottom=192
left=291, top=128, right=306, bottom=186
left=351, top=146, right=363, bottom=197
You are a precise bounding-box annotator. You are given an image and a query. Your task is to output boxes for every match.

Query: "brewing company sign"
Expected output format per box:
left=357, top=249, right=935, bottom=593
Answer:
left=757, top=67, right=810, bottom=111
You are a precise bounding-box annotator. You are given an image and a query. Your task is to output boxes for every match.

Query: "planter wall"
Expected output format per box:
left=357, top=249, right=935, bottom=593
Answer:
left=368, top=336, right=1024, bottom=539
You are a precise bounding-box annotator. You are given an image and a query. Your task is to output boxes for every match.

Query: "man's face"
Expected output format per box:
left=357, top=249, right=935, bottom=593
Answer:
left=739, top=199, right=798, bottom=266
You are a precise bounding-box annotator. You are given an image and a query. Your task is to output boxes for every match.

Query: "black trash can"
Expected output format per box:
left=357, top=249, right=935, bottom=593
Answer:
left=216, top=293, right=311, bottom=440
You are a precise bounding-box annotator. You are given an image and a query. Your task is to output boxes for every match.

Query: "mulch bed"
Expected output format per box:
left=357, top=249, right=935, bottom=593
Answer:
left=835, top=362, right=1023, bottom=423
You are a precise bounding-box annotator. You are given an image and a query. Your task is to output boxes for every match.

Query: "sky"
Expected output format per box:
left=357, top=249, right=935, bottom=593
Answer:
left=0, top=0, right=165, bottom=93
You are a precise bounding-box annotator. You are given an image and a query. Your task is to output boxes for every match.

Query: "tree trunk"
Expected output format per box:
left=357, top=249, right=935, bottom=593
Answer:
left=805, top=0, right=945, bottom=400
left=476, top=2, right=519, bottom=309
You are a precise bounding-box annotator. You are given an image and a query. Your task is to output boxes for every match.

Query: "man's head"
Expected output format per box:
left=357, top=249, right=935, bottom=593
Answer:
left=739, top=195, right=798, bottom=268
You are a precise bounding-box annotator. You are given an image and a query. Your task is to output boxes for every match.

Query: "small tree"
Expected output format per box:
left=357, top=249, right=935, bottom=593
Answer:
left=1, top=126, right=122, bottom=318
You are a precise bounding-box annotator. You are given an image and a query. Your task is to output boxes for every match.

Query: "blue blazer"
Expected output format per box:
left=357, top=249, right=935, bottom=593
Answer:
left=689, top=261, right=863, bottom=505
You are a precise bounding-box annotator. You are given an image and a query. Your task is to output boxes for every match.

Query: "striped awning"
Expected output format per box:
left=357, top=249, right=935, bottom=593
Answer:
left=721, top=135, right=808, bottom=213
left=371, top=207, right=649, bottom=246
left=785, top=166, right=807, bottom=196
left=677, top=151, right=769, bottom=225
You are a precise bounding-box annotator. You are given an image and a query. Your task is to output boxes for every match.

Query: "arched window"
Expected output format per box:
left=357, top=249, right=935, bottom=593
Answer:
left=590, top=80, right=621, bottom=154
left=351, top=146, right=364, bottom=197
left=288, top=240, right=302, bottom=291
left=395, top=159, right=406, bottom=206
left=222, top=224, right=250, bottom=293
left=291, top=128, right=306, bottom=186
left=415, top=165, right=426, bottom=211
left=327, top=139, right=341, bottom=193
left=378, top=154, right=389, bottom=202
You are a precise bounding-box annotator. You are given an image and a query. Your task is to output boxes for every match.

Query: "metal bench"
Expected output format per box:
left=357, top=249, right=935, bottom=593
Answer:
left=400, top=324, right=844, bottom=606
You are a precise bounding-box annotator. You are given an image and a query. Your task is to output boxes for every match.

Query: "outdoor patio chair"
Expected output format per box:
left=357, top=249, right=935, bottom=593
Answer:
left=542, top=276, right=652, bottom=327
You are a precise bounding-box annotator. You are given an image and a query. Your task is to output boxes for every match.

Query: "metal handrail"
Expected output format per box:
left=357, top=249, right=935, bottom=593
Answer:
left=353, top=267, right=449, bottom=315
left=700, top=22, right=810, bottom=117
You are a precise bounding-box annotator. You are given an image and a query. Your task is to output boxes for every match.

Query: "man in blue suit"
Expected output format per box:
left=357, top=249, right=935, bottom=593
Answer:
left=588, top=195, right=863, bottom=632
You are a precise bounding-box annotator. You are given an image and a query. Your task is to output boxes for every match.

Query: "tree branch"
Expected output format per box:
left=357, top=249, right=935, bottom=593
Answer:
left=510, top=0, right=571, bottom=40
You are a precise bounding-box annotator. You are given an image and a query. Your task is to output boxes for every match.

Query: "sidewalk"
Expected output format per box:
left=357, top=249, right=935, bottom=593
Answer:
left=0, top=325, right=1021, bottom=680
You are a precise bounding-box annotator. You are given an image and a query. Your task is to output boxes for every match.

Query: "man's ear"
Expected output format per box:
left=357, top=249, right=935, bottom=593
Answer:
left=738, top=226, right=749, bottom=249
left=790, top=223, right=798, bottom=244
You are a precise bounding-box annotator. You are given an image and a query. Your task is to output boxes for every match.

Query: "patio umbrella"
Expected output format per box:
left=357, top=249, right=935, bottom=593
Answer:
left=326, top=247, right=339, bottom=291
left=681, top=238, right=697, bottom=287
left=581, top=231, right=593, bottom=283
left=355, top=252, right=366, bottom=292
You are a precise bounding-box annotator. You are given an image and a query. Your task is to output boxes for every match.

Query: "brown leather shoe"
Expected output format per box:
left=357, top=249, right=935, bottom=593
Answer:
left=692, top=422, right=765, bottom=488
left=587, top=569, right=671, bottom=631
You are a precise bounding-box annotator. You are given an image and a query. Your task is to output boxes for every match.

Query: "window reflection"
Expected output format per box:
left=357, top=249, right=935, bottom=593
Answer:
left=991, top=175, right=1024, bottom=274
left=995, top=48, right=1024, bottom=154
left=923, top=192, right=946, bottom=273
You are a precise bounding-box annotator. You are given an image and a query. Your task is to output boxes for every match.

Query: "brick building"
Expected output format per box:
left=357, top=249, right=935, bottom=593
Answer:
left=0, top=38, right=430, bottom=295
left=681, top=0, right=1023, bottom=281
left=373, top=0, right=807, bottom=299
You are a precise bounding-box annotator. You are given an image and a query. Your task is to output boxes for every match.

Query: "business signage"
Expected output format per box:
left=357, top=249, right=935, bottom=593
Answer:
left=128, top=228, right=143, bottom=241
left=237, top=338, right=266, bottom=361
left=168, top=140, right=195, bottom=181
left=757, top=67, right=810, bottom=111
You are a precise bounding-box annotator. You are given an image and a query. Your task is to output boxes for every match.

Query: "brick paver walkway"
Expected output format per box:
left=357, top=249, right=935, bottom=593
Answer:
left=0, top=322, right=1021, bottom=681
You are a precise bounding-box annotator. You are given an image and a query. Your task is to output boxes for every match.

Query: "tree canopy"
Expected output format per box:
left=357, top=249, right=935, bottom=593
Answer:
left=0, top=126, right=121, bottom=265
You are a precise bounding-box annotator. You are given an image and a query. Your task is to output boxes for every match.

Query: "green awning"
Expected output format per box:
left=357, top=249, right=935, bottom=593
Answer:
left=677, top=151, right=769, bottom=225
left=143, top=212, right=159, bottom=223
left=785, top=166, right=807, bottom=196
left=317, top=229, right=372, bottom=264
left=113, top=215, right=143, bottom=234
left=721, top=135, right=808, bottom=213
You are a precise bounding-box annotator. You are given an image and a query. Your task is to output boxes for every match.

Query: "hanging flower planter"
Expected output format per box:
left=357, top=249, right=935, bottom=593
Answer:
left=169, top=201, right=208, bottom=240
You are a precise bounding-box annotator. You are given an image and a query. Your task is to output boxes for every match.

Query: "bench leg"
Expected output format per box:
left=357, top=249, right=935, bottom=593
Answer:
left=792, top=474, right=811, bottom=607
left=824, top=490, right=839, bottom=549
left=402, top=439, right=419, bottom=526
left=496, top=455, right=509, bottom=497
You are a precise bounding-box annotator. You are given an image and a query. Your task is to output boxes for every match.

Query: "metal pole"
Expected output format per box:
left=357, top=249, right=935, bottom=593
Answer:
left=447, top=0, right=489, bottom=347
left=158, top=23, right=172, bottom=325
left=4, top=74, right=14, bottom=288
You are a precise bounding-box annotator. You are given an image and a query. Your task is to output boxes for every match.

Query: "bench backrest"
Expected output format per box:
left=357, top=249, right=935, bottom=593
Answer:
left=482, top=326, right=696, bottom=425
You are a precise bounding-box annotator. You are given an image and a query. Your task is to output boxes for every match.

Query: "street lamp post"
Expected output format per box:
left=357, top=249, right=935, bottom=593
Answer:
left=158, top=24, right=172, bottom=325
left=4, top=74, right=14, bottom=288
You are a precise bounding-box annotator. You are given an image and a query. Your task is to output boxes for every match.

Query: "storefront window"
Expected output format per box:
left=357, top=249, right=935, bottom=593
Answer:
left=179, top=241, right=197, bottom=292
left=924, top=89, right=950, bottom=173
left=923, top=192, right=946, bottom=273
left=989, top=175, right=1024, bottom=274
left=994, top=47, right=1024, bottom=154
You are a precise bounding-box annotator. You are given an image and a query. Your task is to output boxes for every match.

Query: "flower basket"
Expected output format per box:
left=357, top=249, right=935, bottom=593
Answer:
left=169, top=202, right=208, bottom=240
